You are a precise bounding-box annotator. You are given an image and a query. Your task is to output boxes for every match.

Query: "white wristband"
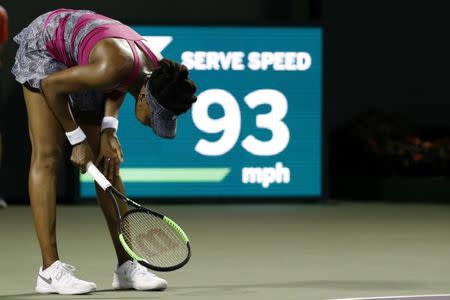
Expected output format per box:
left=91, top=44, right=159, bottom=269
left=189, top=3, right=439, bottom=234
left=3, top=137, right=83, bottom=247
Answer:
left=101, top=116, right=119, bottom=132
left=65, top=127, right=87, bottom=145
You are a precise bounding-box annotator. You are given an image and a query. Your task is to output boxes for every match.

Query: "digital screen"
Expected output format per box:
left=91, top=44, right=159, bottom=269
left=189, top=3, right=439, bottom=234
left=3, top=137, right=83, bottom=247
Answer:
left=81, top=26, right=322, bottom=198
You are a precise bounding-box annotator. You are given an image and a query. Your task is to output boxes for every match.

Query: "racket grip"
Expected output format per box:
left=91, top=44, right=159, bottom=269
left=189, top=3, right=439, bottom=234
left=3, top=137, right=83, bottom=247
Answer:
left=86, top=162, right=112, bottom=191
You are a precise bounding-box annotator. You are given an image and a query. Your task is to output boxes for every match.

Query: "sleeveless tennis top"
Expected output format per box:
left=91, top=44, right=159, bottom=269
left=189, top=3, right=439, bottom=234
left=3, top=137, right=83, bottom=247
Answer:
left=43, top=9, right=159, bottom=87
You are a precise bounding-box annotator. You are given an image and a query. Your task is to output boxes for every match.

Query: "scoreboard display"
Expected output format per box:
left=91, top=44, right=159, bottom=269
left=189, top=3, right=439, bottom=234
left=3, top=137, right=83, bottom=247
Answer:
left=81, top=26, right=322, bottom=198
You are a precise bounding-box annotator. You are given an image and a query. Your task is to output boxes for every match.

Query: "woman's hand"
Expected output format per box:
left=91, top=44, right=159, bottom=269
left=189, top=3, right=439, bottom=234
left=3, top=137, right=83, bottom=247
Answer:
left=71, top=140, right=95, bottom=173
left=96, top=128, right=123, bottom=181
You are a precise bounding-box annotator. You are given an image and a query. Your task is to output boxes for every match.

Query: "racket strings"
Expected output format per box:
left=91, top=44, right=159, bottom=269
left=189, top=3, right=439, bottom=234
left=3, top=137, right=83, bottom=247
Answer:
left=121, top=211, right=188, bottom=268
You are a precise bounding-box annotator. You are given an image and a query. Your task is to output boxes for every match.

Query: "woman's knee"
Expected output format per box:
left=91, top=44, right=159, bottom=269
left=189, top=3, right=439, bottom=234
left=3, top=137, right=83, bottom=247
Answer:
left=31, top=146, right=64, bottom=172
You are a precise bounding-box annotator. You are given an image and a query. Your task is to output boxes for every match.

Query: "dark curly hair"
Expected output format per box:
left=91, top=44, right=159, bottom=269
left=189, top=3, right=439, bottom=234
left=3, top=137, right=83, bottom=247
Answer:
left=147, top=59, right=197, bottom=115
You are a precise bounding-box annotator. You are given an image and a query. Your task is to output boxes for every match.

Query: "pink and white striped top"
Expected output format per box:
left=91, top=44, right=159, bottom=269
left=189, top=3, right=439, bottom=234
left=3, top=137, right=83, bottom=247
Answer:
left=43, top=9, right=159, bottom=87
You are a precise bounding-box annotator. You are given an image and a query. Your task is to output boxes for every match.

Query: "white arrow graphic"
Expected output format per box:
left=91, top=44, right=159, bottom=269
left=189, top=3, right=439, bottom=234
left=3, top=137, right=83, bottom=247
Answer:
left=143, top=36, right=173, bottom=53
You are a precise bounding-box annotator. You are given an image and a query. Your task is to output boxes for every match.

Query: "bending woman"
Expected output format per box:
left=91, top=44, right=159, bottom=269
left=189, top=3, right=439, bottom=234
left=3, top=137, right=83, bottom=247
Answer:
left=11, top=8, right=197, bottom=295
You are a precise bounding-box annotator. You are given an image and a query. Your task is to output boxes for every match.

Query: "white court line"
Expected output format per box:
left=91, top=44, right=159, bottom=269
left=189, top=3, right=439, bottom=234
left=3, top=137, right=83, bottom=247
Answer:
left=329, top=294, right=450, bottom=300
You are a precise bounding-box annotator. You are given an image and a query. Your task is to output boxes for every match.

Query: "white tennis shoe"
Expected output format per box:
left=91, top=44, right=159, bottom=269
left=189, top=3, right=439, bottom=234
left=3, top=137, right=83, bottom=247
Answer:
left=35, top=260, right=96, bottom=295
left=112, top=260, right=167, bottom=291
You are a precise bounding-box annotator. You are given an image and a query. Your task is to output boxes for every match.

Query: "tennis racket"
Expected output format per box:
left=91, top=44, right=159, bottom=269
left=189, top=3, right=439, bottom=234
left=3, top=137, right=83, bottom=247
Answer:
left=86, top=162, right=191, bottom=272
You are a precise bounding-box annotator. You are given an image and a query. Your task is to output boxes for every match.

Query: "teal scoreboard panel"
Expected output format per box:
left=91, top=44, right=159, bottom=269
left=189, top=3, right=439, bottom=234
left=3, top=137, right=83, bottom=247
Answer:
left=81, top=26, right=322, bottom=198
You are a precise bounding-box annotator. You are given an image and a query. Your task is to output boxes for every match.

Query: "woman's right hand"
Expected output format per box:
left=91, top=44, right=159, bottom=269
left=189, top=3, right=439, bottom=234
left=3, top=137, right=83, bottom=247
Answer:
left=71, top=140, right=95, bottom=173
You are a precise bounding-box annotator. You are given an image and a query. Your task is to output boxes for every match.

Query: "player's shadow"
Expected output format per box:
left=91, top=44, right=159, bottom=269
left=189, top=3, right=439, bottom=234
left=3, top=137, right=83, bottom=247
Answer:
left=166, top=280, right=427, bottom=296
left=184, top=280, right=424, bottom=290
left=0, top=281, right=427, bottom=299
left=0, top=289, right=165, bottom=299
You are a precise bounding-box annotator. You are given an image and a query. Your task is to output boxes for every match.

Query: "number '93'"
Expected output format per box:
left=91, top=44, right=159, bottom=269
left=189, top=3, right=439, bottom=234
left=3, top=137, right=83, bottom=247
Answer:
left=191, top=89, right=290, bottom=156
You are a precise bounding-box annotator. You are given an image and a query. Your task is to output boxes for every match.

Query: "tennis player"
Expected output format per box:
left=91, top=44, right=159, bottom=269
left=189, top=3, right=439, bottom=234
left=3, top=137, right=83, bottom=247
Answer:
left=11, top=9, right=197, bottom=295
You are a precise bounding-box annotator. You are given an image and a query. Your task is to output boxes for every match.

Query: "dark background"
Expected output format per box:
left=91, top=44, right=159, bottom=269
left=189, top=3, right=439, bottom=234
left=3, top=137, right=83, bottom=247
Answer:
left=0, top=0, right=449, bottom=203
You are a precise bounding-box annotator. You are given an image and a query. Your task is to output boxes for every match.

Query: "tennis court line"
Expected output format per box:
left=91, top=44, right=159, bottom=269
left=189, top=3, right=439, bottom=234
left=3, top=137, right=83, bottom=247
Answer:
left=81, top=167, right=231, bottom=183
left=329, top=293, right=450, bottom=300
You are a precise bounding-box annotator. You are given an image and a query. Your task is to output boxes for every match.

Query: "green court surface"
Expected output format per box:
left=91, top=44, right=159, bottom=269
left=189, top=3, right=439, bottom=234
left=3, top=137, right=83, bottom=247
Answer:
left=1, top=202, right=450, bottom=300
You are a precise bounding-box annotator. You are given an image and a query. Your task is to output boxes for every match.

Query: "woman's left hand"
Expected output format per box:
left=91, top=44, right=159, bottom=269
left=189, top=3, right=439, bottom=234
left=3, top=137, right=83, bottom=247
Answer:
left=96, top=128, right=124, bottom=181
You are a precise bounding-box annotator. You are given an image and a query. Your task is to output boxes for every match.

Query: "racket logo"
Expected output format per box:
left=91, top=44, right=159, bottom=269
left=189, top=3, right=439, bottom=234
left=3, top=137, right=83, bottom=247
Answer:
left=136, top=229, right=179, bottom=257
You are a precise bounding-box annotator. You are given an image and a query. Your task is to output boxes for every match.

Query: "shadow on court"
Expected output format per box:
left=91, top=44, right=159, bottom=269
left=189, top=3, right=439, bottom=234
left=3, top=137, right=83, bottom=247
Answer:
left=0, top=280, right=429, bottom=299
left=1, top=204, right=450, bottom=300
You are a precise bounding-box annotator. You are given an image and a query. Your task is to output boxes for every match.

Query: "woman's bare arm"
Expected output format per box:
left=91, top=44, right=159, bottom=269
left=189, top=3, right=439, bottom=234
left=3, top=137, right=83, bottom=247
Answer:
left=97, top=91, right=126, bottom=179
left=40, top=63, right=130, bottom=132
left=40, top=40, right=133, bottom=132
left=104, top=90, right=126, bottom=119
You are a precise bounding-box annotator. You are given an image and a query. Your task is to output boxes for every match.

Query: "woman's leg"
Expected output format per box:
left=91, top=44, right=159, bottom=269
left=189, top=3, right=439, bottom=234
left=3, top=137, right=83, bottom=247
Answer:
left=77, top=114, right=129, bottom=265
left=23, top=85, right=65, bottom=269
left=77, top=114, right=167, bottom=291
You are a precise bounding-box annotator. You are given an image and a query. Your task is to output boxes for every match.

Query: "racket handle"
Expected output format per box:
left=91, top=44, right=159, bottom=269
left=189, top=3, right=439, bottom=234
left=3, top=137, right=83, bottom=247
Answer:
left=86, top=162, right=112, bottom=191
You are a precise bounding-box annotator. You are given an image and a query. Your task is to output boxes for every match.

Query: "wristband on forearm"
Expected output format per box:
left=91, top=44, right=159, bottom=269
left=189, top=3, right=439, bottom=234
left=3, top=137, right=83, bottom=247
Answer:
left=65, top=127, right=87, bottom=145
left=101, top=116, right=119, bottom=132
